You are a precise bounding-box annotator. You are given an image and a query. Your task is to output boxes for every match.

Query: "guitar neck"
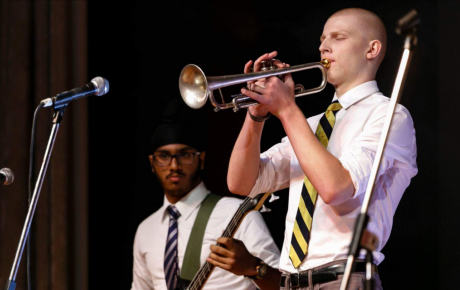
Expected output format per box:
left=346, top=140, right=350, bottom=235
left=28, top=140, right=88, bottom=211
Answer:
left=186, top=196, right=260, bottom=290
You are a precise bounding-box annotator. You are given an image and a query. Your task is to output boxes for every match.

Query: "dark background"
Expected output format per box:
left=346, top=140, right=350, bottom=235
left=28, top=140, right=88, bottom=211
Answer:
left=0, top=1, right=458, bottom=290
left=84, top=1, right=457, bottom=290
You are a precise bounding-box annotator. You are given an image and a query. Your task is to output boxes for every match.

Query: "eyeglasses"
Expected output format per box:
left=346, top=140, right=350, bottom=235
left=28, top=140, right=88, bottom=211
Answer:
left=151, top=152, right=201, bottom=166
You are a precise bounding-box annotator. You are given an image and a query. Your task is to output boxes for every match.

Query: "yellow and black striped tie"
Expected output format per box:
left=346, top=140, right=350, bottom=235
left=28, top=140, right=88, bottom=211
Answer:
left=289, top=100, right=342, bottom=268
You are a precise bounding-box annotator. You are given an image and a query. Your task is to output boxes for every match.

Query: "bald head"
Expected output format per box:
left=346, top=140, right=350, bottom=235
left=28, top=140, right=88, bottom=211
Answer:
left=330, top=8, right=387, bottom=65
left=319, top=8, right=388, bottom=94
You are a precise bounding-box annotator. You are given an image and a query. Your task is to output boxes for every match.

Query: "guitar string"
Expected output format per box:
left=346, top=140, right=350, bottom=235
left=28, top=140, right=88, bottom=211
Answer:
left=190, top=198, right=255, bottom=289
left=187, top=197, right=256, bottom=289
left=189, top=210, right=244, bottom=290
left=190, top=197, right=257, bottom=289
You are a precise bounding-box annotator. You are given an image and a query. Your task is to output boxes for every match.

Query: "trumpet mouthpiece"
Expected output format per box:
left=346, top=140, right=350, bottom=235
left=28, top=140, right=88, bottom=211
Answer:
left=320, top=59, right=331, bottom=69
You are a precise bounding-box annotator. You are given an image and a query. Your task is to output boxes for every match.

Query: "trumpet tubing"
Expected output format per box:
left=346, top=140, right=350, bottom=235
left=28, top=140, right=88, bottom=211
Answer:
left=179, top=59, right=330, bottom=112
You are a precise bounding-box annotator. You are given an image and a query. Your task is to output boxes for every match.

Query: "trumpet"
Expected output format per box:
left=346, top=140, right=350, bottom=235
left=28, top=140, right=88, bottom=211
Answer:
left=179, top=59, right=330, bottom=112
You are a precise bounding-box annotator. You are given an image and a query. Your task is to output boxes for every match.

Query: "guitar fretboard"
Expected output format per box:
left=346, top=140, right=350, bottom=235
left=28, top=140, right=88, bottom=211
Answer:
left=186, top=196, right=256, bottom=290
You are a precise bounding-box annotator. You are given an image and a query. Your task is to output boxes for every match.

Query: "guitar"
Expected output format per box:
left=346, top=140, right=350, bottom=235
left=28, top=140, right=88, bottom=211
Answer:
left=183, top=192, right=279, bottom=290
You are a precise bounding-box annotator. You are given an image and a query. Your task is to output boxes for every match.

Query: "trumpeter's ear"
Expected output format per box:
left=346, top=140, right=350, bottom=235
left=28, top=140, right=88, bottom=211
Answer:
left=366, top=40, right=382, bottom=61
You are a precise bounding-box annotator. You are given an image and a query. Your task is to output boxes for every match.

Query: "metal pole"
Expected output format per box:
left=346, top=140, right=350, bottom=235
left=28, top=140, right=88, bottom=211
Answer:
left=339, top=34, right=416, bottom=290
left=4, top=109, right=64, bottom=290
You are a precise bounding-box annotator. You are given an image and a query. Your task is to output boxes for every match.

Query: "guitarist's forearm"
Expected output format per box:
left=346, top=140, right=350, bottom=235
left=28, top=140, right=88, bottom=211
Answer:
left=252, top=265, right=282, bottom=290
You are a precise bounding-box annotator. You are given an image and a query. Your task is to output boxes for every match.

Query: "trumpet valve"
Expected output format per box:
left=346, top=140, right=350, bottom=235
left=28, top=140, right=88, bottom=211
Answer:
left=232, top=98, right=241, bottom=112
left=260, top=60, right=277, bottom=71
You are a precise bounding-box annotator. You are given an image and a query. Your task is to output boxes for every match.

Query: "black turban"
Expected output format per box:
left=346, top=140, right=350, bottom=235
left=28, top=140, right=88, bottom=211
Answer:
left=150, top=97, right=206, bottom=153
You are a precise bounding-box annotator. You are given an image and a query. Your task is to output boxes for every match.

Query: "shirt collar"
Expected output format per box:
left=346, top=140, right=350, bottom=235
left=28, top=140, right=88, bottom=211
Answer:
left=161, top=181, right=210, bottom=222
left=332, top=80, right=379, bottom=109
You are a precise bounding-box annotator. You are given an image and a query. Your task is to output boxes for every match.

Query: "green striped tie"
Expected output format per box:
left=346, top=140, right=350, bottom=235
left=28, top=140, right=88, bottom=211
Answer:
left=289, top=100, right=342, bottom=268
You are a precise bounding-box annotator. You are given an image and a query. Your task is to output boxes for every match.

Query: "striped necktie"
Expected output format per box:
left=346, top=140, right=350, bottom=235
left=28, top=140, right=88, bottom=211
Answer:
left=164, top=205, right=181, bottom=290
left=289, top=100, right=342, bottom=268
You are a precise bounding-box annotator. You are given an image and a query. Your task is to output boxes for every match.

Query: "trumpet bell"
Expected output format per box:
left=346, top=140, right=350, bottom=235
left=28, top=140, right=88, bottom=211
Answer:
left=179, top=64, right=208, bottom=109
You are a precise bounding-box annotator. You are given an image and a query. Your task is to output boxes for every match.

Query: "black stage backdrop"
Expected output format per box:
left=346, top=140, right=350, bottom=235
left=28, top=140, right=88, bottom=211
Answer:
left=87, top=1, right=459, bottom=290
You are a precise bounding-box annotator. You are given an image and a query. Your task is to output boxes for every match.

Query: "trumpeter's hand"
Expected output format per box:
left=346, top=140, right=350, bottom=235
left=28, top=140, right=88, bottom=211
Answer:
left=243, top=52, right=297, bottom=120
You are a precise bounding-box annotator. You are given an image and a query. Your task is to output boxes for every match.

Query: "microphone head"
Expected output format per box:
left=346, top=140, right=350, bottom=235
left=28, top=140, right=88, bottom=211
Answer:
left=91, top=77, right=110, bottom=96
left=0, top=168, right=14, bottom=185
left=396, top=10, right=420, bottom=35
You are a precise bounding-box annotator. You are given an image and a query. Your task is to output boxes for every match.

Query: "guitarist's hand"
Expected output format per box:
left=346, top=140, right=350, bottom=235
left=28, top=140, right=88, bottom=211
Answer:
left=207, top=237, right=258, bottom=276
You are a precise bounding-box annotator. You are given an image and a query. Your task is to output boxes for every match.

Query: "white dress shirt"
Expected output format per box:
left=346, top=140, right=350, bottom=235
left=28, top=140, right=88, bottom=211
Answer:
left=132, top=182, right=280, bottom=290
left=249, top=81, right=418, bottom=274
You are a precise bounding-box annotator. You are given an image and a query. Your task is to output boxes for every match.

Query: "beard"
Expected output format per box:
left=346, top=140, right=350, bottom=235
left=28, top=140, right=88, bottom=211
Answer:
left=153, top=160, right=203, bottom=198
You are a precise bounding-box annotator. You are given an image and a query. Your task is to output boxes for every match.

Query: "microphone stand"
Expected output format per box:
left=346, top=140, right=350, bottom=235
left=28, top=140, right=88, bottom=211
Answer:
left=339, top=11, right=419, bottom=290
left=4, top=106, right=66, bottom=290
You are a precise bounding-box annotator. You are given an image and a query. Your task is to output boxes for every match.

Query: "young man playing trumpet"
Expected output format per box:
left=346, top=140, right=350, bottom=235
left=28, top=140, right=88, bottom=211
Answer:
left=226, top=8, right=417, bottom=289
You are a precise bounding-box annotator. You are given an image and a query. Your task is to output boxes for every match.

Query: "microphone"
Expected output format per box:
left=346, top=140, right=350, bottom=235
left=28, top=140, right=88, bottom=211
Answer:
left=396, top=10, right=420, bottom=35
left=41, top=77, right=110, bottom=109
left=0, top=168, right=14, bottom=186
